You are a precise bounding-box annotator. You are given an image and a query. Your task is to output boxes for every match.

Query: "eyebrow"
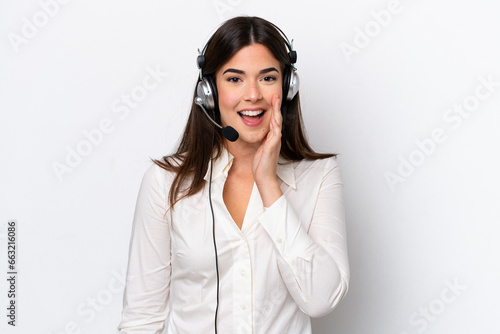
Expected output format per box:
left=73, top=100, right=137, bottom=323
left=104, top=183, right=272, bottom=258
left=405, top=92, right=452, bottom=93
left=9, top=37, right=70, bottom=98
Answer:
left=222, top=67, right=279, bottom=75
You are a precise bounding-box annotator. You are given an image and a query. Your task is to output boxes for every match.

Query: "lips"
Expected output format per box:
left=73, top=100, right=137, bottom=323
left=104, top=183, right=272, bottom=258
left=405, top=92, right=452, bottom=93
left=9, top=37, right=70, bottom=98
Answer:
left=239, top=110, right=265, bottom=117
left=237, top=109, right=267, bottom=127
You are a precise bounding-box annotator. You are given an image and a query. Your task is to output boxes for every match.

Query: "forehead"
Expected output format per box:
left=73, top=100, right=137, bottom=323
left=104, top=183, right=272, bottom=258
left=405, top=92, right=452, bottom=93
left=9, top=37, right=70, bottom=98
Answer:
left=219, top=43, right=280, bottom=72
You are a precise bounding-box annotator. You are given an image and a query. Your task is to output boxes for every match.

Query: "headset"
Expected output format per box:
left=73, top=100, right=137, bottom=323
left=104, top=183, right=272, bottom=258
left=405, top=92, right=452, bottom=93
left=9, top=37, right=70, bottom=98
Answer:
left=195, top=23, right=300, bottom=122
left=194, top=21, right=299, bottom=334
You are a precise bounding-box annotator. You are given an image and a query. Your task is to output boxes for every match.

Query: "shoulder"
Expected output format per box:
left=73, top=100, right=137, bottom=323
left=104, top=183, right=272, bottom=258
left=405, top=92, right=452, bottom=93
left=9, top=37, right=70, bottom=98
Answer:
left=141, top=157, right=181, bottom=193
left=146, top=154, right=185, bottom=178
left=291, top=157, right=343, bottom=191
left=146, top=160, right=178, bottom=183
left=295, top=156, right=341, bottom=176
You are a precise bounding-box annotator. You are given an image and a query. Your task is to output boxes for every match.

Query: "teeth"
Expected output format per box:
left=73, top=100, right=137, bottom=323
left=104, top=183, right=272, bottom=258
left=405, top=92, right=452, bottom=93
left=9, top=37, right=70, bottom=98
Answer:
left=239, top=110, right=264, bottom=116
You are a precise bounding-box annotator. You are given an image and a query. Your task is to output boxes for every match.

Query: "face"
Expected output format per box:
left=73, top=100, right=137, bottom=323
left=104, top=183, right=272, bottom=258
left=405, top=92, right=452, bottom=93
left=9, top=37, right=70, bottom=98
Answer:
left=215, top=43, right=283, bottom=148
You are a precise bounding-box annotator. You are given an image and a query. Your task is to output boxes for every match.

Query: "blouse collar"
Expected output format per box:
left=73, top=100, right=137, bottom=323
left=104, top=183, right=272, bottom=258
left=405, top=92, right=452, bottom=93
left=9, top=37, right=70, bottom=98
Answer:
left=203, top=146, right=297, bottom=189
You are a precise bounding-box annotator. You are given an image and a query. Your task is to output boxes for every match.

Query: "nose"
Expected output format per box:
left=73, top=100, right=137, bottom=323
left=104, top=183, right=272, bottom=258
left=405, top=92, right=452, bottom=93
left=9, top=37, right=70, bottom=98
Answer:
left=243, top=80, right=262, bottom=103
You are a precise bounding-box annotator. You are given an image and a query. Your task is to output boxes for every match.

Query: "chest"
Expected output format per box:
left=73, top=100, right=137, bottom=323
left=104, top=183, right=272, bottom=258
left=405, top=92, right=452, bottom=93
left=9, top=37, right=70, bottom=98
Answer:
left=222, top=174, right=254, bottom=230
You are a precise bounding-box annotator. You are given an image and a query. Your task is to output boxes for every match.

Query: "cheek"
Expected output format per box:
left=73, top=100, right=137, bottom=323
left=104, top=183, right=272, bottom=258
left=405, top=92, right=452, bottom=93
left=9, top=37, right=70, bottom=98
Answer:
left=217, top=85, right=240, bottom=110
left=217, top=86, right=240, bottom=126
left=265, top=77, right=283, bottom=98
left=263, top=87, right=283, bottom=105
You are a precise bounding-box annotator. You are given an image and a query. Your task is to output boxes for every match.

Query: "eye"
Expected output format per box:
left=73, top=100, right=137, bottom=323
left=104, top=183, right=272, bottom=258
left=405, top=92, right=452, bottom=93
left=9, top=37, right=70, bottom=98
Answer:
left=263, top=76, right=277, bottom=82
left=227, top=77, right=241, bottom=83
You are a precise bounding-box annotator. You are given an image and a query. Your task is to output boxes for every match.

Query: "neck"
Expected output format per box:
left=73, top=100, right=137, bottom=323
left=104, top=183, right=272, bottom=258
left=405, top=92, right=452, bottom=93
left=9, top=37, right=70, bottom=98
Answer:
left=224, top=140, right=258, bottom=177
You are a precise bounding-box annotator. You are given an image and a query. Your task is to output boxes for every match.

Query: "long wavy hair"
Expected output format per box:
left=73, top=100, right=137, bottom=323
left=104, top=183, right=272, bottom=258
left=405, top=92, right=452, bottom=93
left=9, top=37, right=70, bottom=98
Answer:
left=152, top=16, right=337, bottom=209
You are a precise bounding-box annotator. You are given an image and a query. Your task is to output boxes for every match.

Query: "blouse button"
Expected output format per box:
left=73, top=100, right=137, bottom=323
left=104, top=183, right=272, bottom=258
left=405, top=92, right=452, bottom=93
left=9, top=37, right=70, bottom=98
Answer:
left=277, top=237, right=283, bottom=244
left=240, top=270, right=246, bottom=277
left=241, top=303, right=247, bottom=310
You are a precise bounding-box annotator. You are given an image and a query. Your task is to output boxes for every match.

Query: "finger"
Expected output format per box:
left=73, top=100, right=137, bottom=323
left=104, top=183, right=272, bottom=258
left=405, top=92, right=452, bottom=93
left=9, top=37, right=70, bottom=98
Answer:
left=273, top=94, right=282, bottom=128
left=269, top=116, right=281, bottom=147
left=268, top=117, right=275, bottom=141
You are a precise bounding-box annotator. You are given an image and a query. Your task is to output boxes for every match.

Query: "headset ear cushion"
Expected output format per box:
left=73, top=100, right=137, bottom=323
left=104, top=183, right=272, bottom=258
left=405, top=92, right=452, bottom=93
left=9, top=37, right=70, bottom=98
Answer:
left=206, top=76, right=218, bottom=111
left=196, top=76, right=218, bottom=110
left=288, top=70, right=299, bottom=101
left=282, top=66, right=291, bottom=101
left=283, top=66, right=300, bottom=101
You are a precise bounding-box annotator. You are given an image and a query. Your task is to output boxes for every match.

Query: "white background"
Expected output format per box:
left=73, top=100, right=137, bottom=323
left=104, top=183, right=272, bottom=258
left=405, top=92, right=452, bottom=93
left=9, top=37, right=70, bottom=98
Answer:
left=1, top=0, right=499, bottom=333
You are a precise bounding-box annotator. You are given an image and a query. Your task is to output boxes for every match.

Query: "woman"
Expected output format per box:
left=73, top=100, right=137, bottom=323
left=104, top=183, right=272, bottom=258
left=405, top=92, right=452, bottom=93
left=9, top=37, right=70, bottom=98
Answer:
left=117, top=16, right=349, bottom=334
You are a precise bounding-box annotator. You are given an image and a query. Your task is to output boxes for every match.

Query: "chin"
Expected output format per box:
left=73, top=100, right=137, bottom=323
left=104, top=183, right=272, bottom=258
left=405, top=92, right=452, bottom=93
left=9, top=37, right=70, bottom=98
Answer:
left=239, top=131, right=268, bottom=145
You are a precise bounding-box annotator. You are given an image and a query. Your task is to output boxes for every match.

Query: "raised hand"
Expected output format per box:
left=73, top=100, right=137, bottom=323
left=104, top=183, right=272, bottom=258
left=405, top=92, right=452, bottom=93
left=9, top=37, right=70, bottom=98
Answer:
left=252, top=94, right=283, bottom=207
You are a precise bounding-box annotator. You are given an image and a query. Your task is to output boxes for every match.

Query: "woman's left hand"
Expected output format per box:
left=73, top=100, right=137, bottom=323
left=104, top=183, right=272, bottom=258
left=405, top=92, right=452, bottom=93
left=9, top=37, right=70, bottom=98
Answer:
left=252, top=94, right=283, bottom=200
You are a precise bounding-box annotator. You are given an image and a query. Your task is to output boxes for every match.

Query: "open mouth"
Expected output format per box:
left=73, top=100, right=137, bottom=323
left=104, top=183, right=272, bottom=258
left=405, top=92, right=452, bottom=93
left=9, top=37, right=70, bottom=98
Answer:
left=237, top=109, right=267, bottom=121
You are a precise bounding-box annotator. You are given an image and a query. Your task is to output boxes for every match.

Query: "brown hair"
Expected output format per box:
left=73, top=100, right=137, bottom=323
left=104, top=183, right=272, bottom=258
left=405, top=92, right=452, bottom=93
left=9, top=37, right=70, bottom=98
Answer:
left=152, top=16, right=337, bottom=209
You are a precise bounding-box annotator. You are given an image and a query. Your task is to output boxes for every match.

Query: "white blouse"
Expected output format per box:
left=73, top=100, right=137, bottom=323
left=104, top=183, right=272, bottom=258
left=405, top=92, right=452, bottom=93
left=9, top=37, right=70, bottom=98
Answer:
left=117, top=147, right=350, bottom=334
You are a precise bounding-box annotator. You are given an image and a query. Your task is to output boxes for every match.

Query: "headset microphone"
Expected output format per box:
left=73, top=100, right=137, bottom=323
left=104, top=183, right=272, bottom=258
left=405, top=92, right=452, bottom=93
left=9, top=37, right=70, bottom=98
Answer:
left=221, top=126, right=239, bottom=142
left=195, top=97, right=239, bottom=142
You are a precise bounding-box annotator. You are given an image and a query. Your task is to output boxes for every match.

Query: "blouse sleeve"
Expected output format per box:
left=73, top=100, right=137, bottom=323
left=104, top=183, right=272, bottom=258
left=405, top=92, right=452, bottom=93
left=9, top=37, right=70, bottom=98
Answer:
left=117, top=164, right=172, bottom=333
left=257, top=158, right=350, bottom=318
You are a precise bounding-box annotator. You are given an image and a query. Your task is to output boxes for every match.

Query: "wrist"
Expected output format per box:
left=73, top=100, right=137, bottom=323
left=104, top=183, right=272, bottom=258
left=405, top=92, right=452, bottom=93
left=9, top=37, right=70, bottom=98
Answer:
left=256, top=178, right=282, bottom=207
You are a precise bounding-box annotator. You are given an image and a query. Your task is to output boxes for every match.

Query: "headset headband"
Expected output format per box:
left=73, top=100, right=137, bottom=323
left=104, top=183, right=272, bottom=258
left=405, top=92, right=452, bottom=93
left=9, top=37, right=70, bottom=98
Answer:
left=197, top=21, right=297, bottom=80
